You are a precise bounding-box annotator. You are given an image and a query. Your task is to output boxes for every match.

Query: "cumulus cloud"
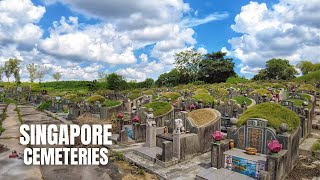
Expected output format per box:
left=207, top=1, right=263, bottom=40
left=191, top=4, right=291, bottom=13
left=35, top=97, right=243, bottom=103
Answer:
left=0, top=0, right=228, bottom=81
left=0, top=0, right=45, bottom=49
left=227, top=0, right=320, bottom=76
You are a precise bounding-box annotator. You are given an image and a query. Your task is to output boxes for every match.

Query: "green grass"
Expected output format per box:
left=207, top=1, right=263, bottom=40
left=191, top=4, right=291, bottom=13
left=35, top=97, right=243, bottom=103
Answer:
left=85, top=95, right=106, bottom=104
left=238, top=103, right=300, bottom=132
left=37, top=101, right=51, bottom=111
left=301, top=93, right=312, bottom=101
left=295, top=70, right=320, bottom=83
left=311, top=140, right=320, bottom=152
left=297, top=84, right=316, bottom=92
left=193, top=93, right=214, bottom=105
left=286, top=99, right=312, bottom=109
left=14, top=105, right=23, bottom=124
left=233, top=96, right=252, bottom=106
left=161, top=92, right=181, bottom=101
left=144, top=101, right=172, bottom=117
left=127, top=89, right=142, bottom=100
left=0, top=112, right=6, bottom=135
left=251, top=88, right=272, bottom=98
left=105, top=99, right=121, bottom=107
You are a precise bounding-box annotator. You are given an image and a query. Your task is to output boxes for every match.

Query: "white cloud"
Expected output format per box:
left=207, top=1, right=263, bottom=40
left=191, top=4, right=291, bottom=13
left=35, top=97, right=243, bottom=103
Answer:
left=0, top=0, right=228, bottom=82
left=0, top=0, right=45, bottom=48
left=227, top=0, right=320, bottom=75
left=39, top=18, right=136, bottom=64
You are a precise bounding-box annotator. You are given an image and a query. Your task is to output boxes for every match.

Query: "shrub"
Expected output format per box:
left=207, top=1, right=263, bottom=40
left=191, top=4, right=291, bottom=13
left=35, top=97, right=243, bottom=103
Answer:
left=238, top=103, right=300, bottom=132
left=85, top=95, right=105, bottom=104
left=37, top=101, right=51, bottom=111
left=144, top=101, right=172, bottom=116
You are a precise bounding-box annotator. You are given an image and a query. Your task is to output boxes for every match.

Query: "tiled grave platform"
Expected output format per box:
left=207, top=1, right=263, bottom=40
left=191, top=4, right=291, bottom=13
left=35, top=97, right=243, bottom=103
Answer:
left=196, top=168, right=254, bottom=180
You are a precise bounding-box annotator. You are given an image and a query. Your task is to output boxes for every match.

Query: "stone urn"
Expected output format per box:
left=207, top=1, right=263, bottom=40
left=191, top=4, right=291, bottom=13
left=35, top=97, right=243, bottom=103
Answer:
left=212, top=131, right=224, bottom=142
left=268, top=140, right=282, bottom=153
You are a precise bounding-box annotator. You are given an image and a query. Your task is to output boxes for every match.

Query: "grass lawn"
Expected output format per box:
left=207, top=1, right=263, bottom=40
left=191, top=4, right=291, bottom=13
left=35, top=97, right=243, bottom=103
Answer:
left=312, top=140, right=320, bottom=152
left=251, top=88, right=272, bottom=98
left=144, top=101, right=172, bottom=117
left=105, top=99, right=121, bottom=107
left=233, top=96, right=252, bottom=106
left=238, top=103, right=300, bottom=132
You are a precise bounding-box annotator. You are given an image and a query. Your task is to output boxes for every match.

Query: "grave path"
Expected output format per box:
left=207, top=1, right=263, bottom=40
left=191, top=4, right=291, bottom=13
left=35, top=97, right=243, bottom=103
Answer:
left=0, top=103, right=43, bottom=180
left=0, top=104, right=111, bottom=180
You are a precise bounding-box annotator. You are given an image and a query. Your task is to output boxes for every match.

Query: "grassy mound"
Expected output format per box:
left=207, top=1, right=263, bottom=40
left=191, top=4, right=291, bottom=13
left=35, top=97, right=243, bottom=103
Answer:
left=295, top=70, right=320, bottom=83
left=144, top=101, right=172, bottom=117
left=233, top=96, right=252, bottom=106
left=301, top=93, right=312, bottom=101
left=286, top=99, right=312, bottom=109
left=251, top=88, right=272, bottom=98
left=238, top=103, right=300, bottom=132
left=86, top=95, right=105, bottom=104
left=188, top=109, right=218, bottom=126
left=161, top=92, right=181, bottom=101
left=297, top=84, right=316, bottom=92
left=312, top=140, right=320, bottom=152
left=105, top=99, right=121, bottom=107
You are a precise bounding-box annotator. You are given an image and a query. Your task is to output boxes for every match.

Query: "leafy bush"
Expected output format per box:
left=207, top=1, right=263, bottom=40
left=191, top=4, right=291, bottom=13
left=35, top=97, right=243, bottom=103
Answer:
left=161, top=92, right=181, bottom=101
left=238, top=103, right=300, bottom=132
left=144, top=101, right=172, bottom=116
left=192, top=80, right=205, bottom=85
left=110, top=151, right=125, bottom=161
left=194, top=88, right=209, bottom=94
left=233, top=96, right=252, bottom=106
left=37, top=101, right=51, bottom=111
left=85, top=95, right=105, bottom=104
left=105, top=99, right=121, bottom=107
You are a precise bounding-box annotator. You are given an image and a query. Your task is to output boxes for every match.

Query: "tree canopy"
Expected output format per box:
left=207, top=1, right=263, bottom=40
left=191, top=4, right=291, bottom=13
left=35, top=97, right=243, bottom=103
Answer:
left=198, top=51, right=236, bottom=83
left=253, top=58, right=297, bottom=80
left=296, top=61, right=320, bottom=75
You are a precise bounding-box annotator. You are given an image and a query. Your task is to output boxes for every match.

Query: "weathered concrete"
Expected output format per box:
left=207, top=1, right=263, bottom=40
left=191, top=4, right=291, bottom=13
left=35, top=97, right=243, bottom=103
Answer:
left=0, top=104, right=43, bottom=180
left=126, top=150, right=212, bottom=180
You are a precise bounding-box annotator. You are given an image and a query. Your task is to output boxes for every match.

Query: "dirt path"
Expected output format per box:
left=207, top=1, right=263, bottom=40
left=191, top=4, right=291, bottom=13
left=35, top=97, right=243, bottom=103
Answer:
left=0, top=104, right=43, bottom=180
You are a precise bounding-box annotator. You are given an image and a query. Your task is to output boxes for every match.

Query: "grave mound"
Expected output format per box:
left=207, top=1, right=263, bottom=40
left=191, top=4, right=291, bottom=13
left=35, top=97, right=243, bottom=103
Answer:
left=188, top=108, right=219, bottom=127
left=237, top=102, right=300, bottom=132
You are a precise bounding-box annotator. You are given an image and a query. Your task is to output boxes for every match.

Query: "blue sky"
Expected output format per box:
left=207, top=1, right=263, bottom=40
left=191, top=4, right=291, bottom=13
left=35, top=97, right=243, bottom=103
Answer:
left=0, top=0, right=319, bottom=82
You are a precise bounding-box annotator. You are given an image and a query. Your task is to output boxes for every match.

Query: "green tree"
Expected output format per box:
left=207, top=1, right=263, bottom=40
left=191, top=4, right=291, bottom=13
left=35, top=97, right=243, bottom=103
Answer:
left=36, top=64, right=47, bottom=82
left=296, top=61, right=320, bottom=75
left=0, top=66, right=4, bottom=81
left=253, top=58, right=298, bottom=80
left=4, top=58, right=21, bottom=82
left=198, top=51, right=236, bottom=83
left=52, top=72, right=62, bottom=81
left=174, top=49, right=202, bottom=83
left=140, top=78, right=154, bottom=88
left=26, top=63, right=38, bottom=83
left=105, top=73, right=127, bottom=91
left=155, top=69, right=182, bottom=87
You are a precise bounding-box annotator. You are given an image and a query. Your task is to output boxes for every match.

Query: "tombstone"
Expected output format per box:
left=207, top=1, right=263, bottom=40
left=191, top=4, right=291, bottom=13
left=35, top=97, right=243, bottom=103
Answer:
left=161, top=141, right=173, bottom=162
left=100, top=106, right=108, bottom=120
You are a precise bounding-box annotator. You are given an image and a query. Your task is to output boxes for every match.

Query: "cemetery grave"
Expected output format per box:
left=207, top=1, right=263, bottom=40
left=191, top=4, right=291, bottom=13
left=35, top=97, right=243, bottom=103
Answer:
left=0, top=79, right=319, bottom=179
